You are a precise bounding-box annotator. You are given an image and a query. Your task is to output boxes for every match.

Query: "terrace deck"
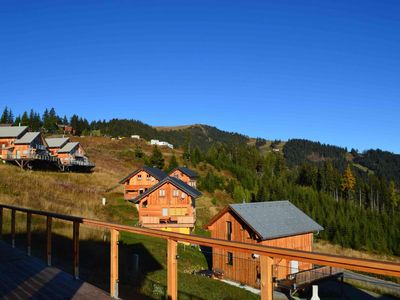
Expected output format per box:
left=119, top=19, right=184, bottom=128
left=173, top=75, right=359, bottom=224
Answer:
left=0, top=241, right=110, bottom=299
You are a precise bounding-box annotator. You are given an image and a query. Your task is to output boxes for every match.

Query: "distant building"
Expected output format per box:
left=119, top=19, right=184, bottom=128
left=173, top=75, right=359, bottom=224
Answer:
left=206, top=201, right=323, bottom=288
left=169, top=167, right=198, bottom=188
left=131, top=135, right=140, bottom=139
left=150, top=139, right=174, bottom=149
left=58, top=124, right=76, bottom=135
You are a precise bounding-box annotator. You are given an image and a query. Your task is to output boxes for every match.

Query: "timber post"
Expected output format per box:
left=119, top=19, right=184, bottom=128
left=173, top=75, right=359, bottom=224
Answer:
left=46, top=216, right=52, bottom=266
left=11, top=209, right=16, bottom=248
left=27, top=212, right=32, bottom=256
left=260, top=255, right=273, bottom=300
left=110, top=229, right=119, bottom=299
left=0, top=207, right=3, bottom=239
left=167, top=238, right=178, bottom=300
left=72, top=221, right=80, bottom=279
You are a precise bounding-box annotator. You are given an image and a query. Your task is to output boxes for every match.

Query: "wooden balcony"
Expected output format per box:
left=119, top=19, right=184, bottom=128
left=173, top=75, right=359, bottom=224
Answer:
left=141, top=215, right=195, bottom=227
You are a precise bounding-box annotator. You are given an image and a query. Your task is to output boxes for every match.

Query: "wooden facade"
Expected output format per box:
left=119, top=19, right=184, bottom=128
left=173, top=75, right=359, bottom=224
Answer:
left=207, top=209, right=315, bottom=288
left=169, top=169, right=197, bottom=188
left=121, top=170, right=161, bottom=200
left=134, top=180, right=197, bottom=234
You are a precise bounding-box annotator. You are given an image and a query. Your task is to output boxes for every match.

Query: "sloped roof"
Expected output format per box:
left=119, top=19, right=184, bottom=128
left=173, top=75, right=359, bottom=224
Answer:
left=14, top=132, right=41, bottom=144
left=119, top=166, right=168, bottom=184
left=207, top=201, right=323, bottom=240
left=45, top=137, right=69, bottom=148
left=58, top=142, right=80, bottom=153
left=171, top=167, right=198, bottom=178
left=130, top=176, right=202, bottom=203
left=0, top=126, right=28, bottom=138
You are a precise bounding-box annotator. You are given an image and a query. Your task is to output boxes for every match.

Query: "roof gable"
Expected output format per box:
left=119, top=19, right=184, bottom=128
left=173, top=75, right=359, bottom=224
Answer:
left=45, top=137, right=70, bottom=148
left=0, top=126, right=28, bottom=138
left=14, top=132, right=43, bottom=145
left=207, top=201, right=323, bottom=240
left=119, top=166, right=168, bottom=184
left=58, top=142, right=80, bottom=153
left=130, top=176, right=202, bottom=203
left=170, top=167, right=198, bottom=178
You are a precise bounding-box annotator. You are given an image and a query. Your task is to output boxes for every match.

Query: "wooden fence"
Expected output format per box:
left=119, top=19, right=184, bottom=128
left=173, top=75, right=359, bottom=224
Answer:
left=0, top=203, right=399, bottom=300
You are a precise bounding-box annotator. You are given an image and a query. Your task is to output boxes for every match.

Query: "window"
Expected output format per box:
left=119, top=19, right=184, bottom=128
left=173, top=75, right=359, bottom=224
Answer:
left=142, top=200, right=148, bottom=208
left=139, top=189, right=144, bottom=194
left=181, top=192, right=186, bottom=199
left=137, top=174, right=142, bottom=181
left=146, top=174, right=151, bottom=181
left=173, top=189, right=179, bottom=197
left=159, top=189, right=166, bottom=197
left=227, top=221, right=232, bottom=241
left=227, top=252, right=233, bottom=265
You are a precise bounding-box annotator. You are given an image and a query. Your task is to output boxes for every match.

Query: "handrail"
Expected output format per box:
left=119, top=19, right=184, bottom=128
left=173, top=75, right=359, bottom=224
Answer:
left=1, top=203, right=400, bottom=300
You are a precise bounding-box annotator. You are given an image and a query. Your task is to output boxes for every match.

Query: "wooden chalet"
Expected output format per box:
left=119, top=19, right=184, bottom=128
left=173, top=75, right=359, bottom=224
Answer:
left=205, top=201, right=323, bottom=288
left=0, top=126, right=28, bottom=159
left=169, top=167, right=198, bottom=188
left=56, top=141, right=94, bottom=171
left=45, top=137, right=69, bottom=156
left=130, top=176, right=202, bottom=234
left=119, top=166, right=168, bottom=200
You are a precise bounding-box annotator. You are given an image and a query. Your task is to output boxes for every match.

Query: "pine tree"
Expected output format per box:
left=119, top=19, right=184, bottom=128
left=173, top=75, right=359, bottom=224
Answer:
left=388, top=181, right=399, bottom=212
left=167, top=154, right=178, bottom=172
left=341, top=165, right=356, bottom=200
left=0, top=107, right=8, bottom=123
left=21, top=111, right=29, bottom=126
left=149, top=146, right=164, bottom=169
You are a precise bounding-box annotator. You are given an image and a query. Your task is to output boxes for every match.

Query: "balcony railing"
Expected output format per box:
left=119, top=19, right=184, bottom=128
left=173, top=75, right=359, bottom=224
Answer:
left=0, top=203, right=399, bottom=300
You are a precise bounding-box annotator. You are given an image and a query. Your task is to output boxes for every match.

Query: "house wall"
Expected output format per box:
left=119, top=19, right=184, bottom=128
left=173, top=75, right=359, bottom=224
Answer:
left=137, top=182, right=196, bottom=231
left=208, top=210, right=313, bottom=287
left=123, top=170, right=160, bottom=199
left=169, top=170, right=197, bottom=187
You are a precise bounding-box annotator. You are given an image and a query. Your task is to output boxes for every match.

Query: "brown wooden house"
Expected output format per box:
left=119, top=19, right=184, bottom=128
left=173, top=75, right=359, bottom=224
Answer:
left=56, top=142, right=94, bottom=169
left=169, top=167, right=198, bottom=188
left=130, top=176, right=202, bottom=234
left=205, top=201, right=323, bottom=288
left=119, top=166, right=168, bottom=200
left=11, top=132, right=49, bottom=159
left=45, top=137, right=69, bottom=156
left=0, top=126, right=28, bottom=159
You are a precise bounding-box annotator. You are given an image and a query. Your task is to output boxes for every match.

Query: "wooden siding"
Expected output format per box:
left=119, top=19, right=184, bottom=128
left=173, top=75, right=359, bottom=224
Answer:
left=137, top=182, right=196, bottom=230
left=169, top=170, right=197, bottom=188
left=208, top=210, right=314, bottom=287
left=123, top=170, right=160, bottom=199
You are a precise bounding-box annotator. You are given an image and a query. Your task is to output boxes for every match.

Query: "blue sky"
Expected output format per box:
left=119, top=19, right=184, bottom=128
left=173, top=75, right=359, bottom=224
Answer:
left=0, top=0, right=399, bottom=153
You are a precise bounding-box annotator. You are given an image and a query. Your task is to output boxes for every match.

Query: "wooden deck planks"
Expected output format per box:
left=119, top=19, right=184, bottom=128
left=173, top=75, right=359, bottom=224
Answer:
left=0, top=241, right=111, bottom=300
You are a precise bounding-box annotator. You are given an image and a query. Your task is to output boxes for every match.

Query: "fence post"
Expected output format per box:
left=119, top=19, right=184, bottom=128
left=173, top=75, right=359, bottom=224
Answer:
left=167, top=239, right=178, bottom=300
left=11, top=209, right=16, bottom=248
left=260, top=255, right=273, bottom=300
left=46, top=216, right=52, bottom=266
left=73, top=221, right=80, bottom=279
left=27, top=212, right=32, bottom=256
left=0, top=207, right=3, bottom=239
left=110, top=229, right=119, bottom=299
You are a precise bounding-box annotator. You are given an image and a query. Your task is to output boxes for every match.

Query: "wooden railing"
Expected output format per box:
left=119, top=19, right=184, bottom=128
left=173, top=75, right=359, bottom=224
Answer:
left=0, top=203, right=399, bottom=300
left=288, top=265, right=343, bottom=287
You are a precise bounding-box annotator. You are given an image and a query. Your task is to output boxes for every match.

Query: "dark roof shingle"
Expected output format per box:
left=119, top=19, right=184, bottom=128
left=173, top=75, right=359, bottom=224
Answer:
left=171, top=167, right=198, bottom=178
left=119, top=166, right=168, bottom=184
left=228, top=201, right=323, bottom=240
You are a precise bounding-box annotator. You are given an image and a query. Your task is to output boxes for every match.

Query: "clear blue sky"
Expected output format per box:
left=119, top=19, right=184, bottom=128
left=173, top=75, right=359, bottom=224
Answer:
left=1, top=0, right=399, bottom=153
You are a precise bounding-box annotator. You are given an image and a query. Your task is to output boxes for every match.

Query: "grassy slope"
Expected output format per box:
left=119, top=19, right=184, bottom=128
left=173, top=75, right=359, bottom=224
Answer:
left=0, top=136, right=256, bottom=299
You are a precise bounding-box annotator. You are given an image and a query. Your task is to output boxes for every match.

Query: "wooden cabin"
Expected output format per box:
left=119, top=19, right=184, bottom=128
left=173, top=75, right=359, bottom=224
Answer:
left=130, top=176, right=202, bottom=234
left=205, top=201, right=323, bottom=288
left=169, top=167, right=198, bottom=188
left=0, top=126, right=28, bottom=159
left=57, top=142, right=93, bottom=168
left=11, top=132, right=49, bottom=159
left=45, top=137, right=69, bottom=156
left=119, top=166, right=168, bottom=200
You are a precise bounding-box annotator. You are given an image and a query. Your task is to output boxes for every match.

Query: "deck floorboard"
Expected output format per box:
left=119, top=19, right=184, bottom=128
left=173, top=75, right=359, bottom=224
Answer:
left=0, top=240, right=111, bottom=300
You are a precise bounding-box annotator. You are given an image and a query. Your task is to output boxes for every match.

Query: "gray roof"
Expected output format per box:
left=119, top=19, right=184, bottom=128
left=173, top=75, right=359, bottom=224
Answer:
left=45, top=137, right=69, bottom=148
left=229, top=201, right=323, bottom=240
left=119, top=166, right=168, bottom=184
left=130, top=176, right=202, bottom=203
left=0, top=126, right=28, bottom=138
left=58, top=142, right=80, bottom=153
left=14, top=132, right=41, bottom=144
left=171, top=167, right=198, bottom=178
